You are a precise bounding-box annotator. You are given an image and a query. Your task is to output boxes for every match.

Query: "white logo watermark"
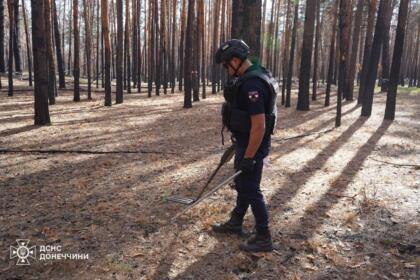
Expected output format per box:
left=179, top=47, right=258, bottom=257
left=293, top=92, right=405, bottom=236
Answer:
left=9, top=239, right=89, bottom=265
left=10, top=239, right=36, bottom=266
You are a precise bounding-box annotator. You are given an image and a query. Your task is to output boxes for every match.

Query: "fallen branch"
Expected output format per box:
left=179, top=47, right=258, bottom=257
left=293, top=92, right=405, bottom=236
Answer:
left=327, top=192, right=359, bottom=199
left=271, top=128, right=334, bottom=142
left=0, top=148, right=178, bottom=156
left=370, top=157, right=420, bottom=168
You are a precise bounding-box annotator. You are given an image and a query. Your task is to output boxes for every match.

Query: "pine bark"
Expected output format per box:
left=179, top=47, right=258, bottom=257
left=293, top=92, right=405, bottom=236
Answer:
left=285, top=0, right=299, bottom=108
left=82, top=0, right=92, bottom=99
left=231, top=0, right=262, bottom=62
left=312, top=0, right=321, bottom=101
left=385, top=0, right=409, bottom=120
left=31, top=0, right=51, bottom=125
left=13, top=0, right=21, bottom=72
left=21, top=0, right=32, bottom=86
left=53, top=0, right=65, bottom=88
left=44, top=0, right=57, bottom=104
left=380, top=0, right=395, bottom=92
left=358, top=0, right=378, bottom=104
left=184, top=0, right=194, bottom=108
left=361, top=0, right=392, bottom=117
left=345, top=0, right=364, bottom=100
left=101, top=0, right=112, bottom=106
left=0, top=0, right=5, bottom=72
left=116, top=0, right=123, bottom=103
left=297, top=0, right=317, bottom=111
left=336, top=0, right=352, bottom=127
left=73, top=0, right=80, bottom=101
left=7, top=0, right=13, bottom=96
left=325, top=0, right=339, bottom=107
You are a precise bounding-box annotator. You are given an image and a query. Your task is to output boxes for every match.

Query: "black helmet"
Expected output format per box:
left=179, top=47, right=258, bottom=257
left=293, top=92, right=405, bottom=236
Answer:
left=215, top=39, right=250, bottom=64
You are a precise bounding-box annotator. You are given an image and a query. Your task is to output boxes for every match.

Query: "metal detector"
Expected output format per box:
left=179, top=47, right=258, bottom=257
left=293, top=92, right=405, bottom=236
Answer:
left=168, top=145, right=236, bottom=205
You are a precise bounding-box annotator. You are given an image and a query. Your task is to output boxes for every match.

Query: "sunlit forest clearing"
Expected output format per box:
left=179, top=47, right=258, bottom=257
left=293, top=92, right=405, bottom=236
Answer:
left=1, top=0, right=419, bottom=279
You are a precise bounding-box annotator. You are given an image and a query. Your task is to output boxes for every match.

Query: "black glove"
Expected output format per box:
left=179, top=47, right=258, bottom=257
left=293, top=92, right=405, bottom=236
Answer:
left=239, top=158, right=256, bottom=174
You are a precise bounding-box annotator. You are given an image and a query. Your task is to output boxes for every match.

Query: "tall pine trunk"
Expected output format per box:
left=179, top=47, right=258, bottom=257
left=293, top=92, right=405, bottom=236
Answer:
left=336, top=0, right=352, bottom=127
left=13, top=0, right=21, bottom=72
left=361, top=0, right=392, bottom=117
left=358, top=0, right=378, bottom=104
left=116, top=0, right=123, bottom=103
left=297, top=0, right=317, bottom=111
left=83, top=0, right=92, bottom=99
left=285, top=0, right=299, bottom=108
left=231, top=0, right=262, bottom=62
left=345, top=0, right=364, bottom=100
left=31, top=0, right=50, bottom=125
left=385, top=0, right=409, bottom=120
left=325, top=0, right=338, bottom=107
left=312, top=0, right=321, bottom=101
left=0, top=0, right=5, bottom=72
left=21, top=0, right=32, bottom=86
left=44, top=0, right=57, bottom=104
left=184, top=0, right=194, bottom=108
left=101, top=0, right=112, bottom=106
left=52, top=0, right=65, bottom=88
left=73, top=0, right=80, bottom=101
left=7, top=0, right=13, bottom=96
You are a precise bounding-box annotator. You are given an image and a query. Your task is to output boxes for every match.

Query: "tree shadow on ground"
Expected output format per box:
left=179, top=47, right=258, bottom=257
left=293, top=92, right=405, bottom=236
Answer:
left=151, top=119, right=391, bottom=279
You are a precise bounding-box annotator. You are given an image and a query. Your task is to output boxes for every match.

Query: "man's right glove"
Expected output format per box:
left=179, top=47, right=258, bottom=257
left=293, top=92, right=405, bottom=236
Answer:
left=239, top=158, right=256, bottom=174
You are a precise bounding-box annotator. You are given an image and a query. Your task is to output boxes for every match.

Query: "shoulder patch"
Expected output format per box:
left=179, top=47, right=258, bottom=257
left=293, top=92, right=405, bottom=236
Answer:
left=248, top=91, right=260, bottom=102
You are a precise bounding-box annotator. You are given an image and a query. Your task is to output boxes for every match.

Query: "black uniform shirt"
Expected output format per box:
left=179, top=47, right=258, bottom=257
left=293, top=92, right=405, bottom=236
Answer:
left=233, top=64, right=272, bottom=159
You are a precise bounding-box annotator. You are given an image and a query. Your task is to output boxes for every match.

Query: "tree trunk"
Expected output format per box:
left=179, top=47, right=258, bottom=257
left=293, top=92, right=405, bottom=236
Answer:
left=358, top=0, right=378, bottom=104
left=199, top=0, right=206, bottom=99
left=0, top=0, right=5, bottom=72
left=345, top=0, right=364, bottom=100
left=44, top=0, right=57, bottom=104
left=13, top=0, right=21, bottom=72
left=325, top=0, right=339, bottom=107
left=211, top=0, right=220, bottom=94
left=178, top=0, right=186, bottom=91
left=7, top=0, right=13, bottom=96
left=312, top=0, right=321, bottom=101
left=73, top=0, right=80, bottom=101
left=231, top=0, right=262, bottom=62
left=385, top=0, right=409, bottom=120
left=52, top=0, right=65, bottom=89
left=21, top=0, right=32, bottom=86
left=285, top=0, right=299, bottom=108
left=101, top=0, right=112, bottom=106
left=82, top=0, right=92, bottom=99
left=361, top=0, right=392, bottom=117
left=147, top=0, right=154, bottom=97
left=31, top=0, right=51, bottom=125
left=380, top=0, right=396, bottom=92
left=170, top=0, right=176, bottom=93
left=184, top=0, right=194, bottom=108
left=297, top=0, right=317, bottom=111
left=336, top=0, right=352, bottom=127
left=116, top=0, right=123, bottom=103
left=124, top=0, right=131, bottom=93
left=282, top=0, right=292, bottom=105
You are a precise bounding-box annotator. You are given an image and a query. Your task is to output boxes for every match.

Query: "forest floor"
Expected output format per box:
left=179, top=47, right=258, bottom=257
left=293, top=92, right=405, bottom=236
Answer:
left=0, top=79, right=419, bottom=280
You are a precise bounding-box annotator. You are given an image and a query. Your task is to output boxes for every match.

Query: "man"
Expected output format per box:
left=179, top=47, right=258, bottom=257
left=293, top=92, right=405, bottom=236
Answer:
left=212, top=39, right=278, bottom=252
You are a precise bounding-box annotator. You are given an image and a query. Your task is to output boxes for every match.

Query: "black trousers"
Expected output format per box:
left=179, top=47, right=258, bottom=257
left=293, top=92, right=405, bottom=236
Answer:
left=232, top=146, right=269, bottom=230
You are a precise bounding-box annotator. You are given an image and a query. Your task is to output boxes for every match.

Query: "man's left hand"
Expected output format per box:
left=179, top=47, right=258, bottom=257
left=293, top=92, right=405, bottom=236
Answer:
left=240, top=158, right=256, bottom=174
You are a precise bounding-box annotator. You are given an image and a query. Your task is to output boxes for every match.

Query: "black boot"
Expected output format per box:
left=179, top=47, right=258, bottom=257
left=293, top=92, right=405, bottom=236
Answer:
left=239, top=227, right=273, bottom=252
left=212, top=212, right=244, bottom=235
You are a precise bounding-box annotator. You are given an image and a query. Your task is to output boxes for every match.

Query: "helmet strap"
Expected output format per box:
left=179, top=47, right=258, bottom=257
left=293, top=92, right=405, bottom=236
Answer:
left=226, top=57, right=245, bottom=78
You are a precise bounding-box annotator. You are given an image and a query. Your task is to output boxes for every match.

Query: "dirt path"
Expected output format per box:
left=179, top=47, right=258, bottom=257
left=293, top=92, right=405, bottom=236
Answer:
left=0, top=83, right=419, bottom=279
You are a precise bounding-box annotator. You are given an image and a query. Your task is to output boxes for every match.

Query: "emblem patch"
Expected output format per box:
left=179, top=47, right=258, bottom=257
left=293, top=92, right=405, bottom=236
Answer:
left=248, top=91, right=259, bottom=102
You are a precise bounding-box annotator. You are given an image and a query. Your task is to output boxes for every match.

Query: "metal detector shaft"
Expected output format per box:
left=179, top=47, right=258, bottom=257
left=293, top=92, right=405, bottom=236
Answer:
left=171, top=170, right=242, bottom=222
left=194, top=145, right=236, bottom=201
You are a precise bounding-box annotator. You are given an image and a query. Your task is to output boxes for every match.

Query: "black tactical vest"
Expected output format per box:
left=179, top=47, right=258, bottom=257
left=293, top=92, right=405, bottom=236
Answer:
left=222, top=66, right=278, bottom=135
